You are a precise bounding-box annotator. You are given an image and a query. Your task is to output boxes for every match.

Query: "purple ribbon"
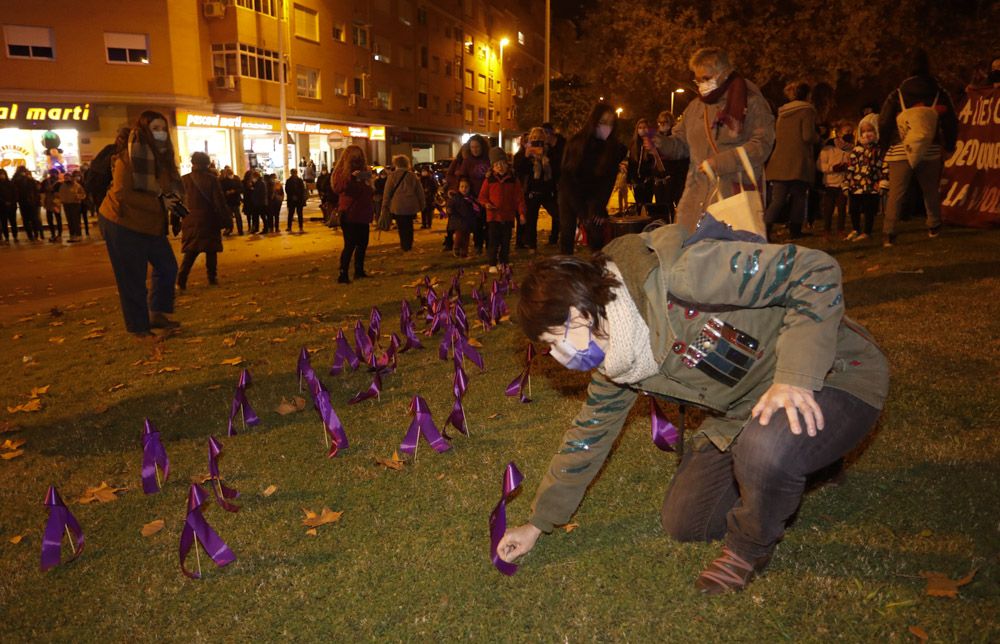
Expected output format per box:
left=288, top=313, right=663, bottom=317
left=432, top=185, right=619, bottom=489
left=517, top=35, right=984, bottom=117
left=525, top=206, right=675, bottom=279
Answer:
left=296, top=347, right=312, bottom=390
left=444, top=395, right=468, bottom=437
left=40, top=486, right=84, bottom=571
left=141, top=418, right=170, bottom=494
left=489, top=284, right=509, bottom=325
left=348, top=372, right=382, bottom=404
left=649, top=397, right=679, bottom=451
left=399, top=395, right=451, bottom=455
left=505, top=344, right=538, bottom=403
left=179, top=483, right=236, bottom=579
left=375, top=333, right=400, bottom=372
left=330, top=329, right=360, bottom=375
left=207, top=436, right=240, bottom=512
left=227, top=369, right=260, bottom=436
left=489, top=461, right=524, bottom=576
left=354, top=320, right=373, bottom=362
left=427, top=298, right=450, bottom=336
left=315, top=389, right=349, bottom=457
left=453, top=302, right=470, bottom=334
left=453, top=365, right=469, bottom=398
left=448, top=274, right=461, bottom=299
left=368, top=306, right=383, bottom=344
left=400, top=300, right=423, bottom=352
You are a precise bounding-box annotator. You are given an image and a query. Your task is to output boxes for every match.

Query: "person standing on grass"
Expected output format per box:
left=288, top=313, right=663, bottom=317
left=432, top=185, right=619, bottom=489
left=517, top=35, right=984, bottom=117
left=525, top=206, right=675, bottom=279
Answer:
left=817, top=121, right=854, bottom=236
left=331, top=145, right=374, bottom=284
left=419, top=166, right=438, bottom=230
left=514, top=127, right=557, bottom=252
left=498, top=220, right=889, bottom=595
left=541, top=123, right=566, bottom=246
left=98, top=110, right=184, bottom=338
left=285, top=168, right=306, bottom=233
left=177, top=152, right=232, bottom=289
left=764, top=81, right=819, bottom=240
left=627, top=118, right=664, bottom=215
left=478, top=148, right=525, bottom=273
left=446, top=135, right=491, bottom=255
left=447, top=177, right=478, bottom=258
left=57, top=171, right=86, bottom=242
left=380, top=155, right=425, bottom=252
left=841, top=114, right=888, bottom=243
left=0, top=169, right=18, bottom=244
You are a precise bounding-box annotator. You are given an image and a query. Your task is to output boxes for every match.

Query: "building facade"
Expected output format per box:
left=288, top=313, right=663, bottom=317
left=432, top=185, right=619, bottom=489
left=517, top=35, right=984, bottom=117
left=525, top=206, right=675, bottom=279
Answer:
left=0, top=0, right=553, bottom=178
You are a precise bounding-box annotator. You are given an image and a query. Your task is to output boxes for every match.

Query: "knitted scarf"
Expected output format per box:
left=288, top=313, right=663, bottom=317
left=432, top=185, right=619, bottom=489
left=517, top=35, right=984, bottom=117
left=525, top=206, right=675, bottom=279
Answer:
left=597, top=263, right=660, bottom=385
left=699, top=72, right=749, bottom=135
left=128, top=130, right=162, bottom=194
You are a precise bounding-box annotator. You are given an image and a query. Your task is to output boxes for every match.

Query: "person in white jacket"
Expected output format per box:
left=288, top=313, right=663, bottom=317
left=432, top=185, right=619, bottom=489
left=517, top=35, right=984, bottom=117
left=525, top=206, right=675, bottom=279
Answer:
left=817, top=121, right=854, bottom=236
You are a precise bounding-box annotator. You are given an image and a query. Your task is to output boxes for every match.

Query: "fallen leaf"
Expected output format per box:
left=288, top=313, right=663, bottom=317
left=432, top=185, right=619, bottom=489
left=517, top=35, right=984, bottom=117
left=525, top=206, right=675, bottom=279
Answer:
left=305, top=528, right=318, bottom=537
left=920, top=569, right=977, bottom=598
left=190, top=473, right=212, bottom=484
left=17, top=316, right=34, bottom=323
left=107, top=383, right=127, bottom=392
left=49, top=321, right=64, bottom=327
left=488, top=413, right=501, bottom=420
left=564, top=523, right=579, bottom=533
left=435, top=473, right=446, bottom=480
left=48, top=337, right=65, bottom=345
left=9, top=534, right=26, bottom=544
left=276, top=397, right=306, bottom=415
left=223, top=336, right=238, bottom=347
left=12, top=334, right=23, bottom=340
left=220, top=357, right=244, bottom=366
left=83, top=329, right=106, bottom=340
left=466, top=337, right=483, bottom=348
left=1, top=450, right=24, bottom=460
left=908, top=626, right=929, bottom=642
left=78, top=481, right=127, bottom=504
left=141, top=519, right=165, bottom=537
left=262, top=485, right=277, bottom=497
left=184, top=338, right=205, bottom=345
left=270, top=337, right=288, bottom=344
left=1, top=438, right=26, bottom=450
left=81, top=319, right=97, bottom=326
left=301, top=507, right=343, bottom=528
left=29, top=385, right=49, bottom=398
left=865, top=264, right=881, bottom=273
left=7, top=398, right=43, bottom=414
left=157, top=366, right=180, bottom=374
left=375, top=451, right=405, bottom=470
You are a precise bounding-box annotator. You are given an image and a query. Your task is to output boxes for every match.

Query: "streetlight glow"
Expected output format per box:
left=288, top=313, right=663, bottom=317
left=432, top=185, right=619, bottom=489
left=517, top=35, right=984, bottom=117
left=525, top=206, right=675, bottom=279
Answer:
left=500, top=37, right=510, bottom=47
left=615, top=107, right=623, bottom=116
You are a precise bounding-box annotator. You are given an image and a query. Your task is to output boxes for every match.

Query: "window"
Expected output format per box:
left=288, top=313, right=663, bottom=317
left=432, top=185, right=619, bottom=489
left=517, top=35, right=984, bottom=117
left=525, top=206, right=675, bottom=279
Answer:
left=104, top=32, right=148, bottom=64
left=464, top=35, right=473, bottom=55
left=376, top=90, right=391, bottom=110
left=333, top=73, right=348, bottom=96
left=215, top=43, right=283, bottom=82
left=488, top=108, right=493, bottom=122
left=332, top=24, right=346, bottom=42
left=296, top=66, right=320, bottom=98
left=463, top=69, right=473, bottom=89
left=444, top=61, right=452, bottom=77
left=236, top=0, right=277, bottom=17
left=211, top=43, right=238, bottom=76
left=464, top=104, right=473, bottom=123
left=419, top=46, right=428, bottom=69
left=417, top=7, right=428, bottom=25
left=4, top=25, right=55, bottom=59
left=477, top=74, right=486, bottom=93
left=293, top=5, right=319, bottom=42
left=418, top=92, right=428, bottom=109
left=477, top=107, right=486, bottom=126
left=454, top=28, right=462, bottom=43
left=478, top=46, right=487, bottom=62
left=372, top=35, right=390, bottom=63
left=353, top=77, right=364, bottom=95
left=517, top=31, right=525, bottom=45
left=351, top=25, right=369, bottom=48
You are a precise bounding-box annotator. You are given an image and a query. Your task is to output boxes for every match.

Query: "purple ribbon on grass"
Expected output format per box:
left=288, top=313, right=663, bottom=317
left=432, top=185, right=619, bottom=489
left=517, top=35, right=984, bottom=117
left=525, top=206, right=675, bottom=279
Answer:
left=227, top=369, right=260, bottom=436
left=354, top=320, right=373, bottom=362
left=349, top=372, right=382, bottom=404
left=330, top=329, right=360, bottom=375
left=649, top=397, right=679, bottom=451
left=40, top=486, right=84, bottom=572
left=208, top=436, right=240, bottom=512
left=489, top=461, right=524, bottom=576
left=179, top=483, right=236, bottom=579
left=505, top=344, right=538, bottom=403
left=141, top=418, right=170, bottom=494
left=399, top=395, right=451, bottom=456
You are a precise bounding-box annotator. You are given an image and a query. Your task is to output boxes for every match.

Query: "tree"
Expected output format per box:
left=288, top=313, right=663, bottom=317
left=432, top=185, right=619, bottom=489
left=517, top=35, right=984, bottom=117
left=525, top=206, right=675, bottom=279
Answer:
left=514, top=76, right=598, bottom=134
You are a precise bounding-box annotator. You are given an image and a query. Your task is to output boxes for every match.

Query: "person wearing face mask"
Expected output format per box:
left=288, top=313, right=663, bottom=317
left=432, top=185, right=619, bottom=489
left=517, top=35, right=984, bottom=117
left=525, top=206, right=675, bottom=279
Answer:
left=654, top=48, right=775, bottom=232
left=650, top=111, right=689, bottom=224
left=497, top=220, right=888, bottom=595
left=557, top=103, right=628, bottom=254
left=817, top=121, right=855, bottom=236
left=627, top=118, right=666, bottom=216
left=841, top=115, right=888, bottom=242
left=764, top=81, right=819, bottom=240
left=513, top=127, right=557, bottom=251
left=98, top=110, right=184, bottom=338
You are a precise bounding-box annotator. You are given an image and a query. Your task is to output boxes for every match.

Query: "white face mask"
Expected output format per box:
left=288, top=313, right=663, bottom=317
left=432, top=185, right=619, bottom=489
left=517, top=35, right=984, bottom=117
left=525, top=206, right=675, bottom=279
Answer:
left=595, top=124, right=612, bottom=140
left=152, top=130, right=169, bottom=142
left=697, top=78, right=719, bottom=97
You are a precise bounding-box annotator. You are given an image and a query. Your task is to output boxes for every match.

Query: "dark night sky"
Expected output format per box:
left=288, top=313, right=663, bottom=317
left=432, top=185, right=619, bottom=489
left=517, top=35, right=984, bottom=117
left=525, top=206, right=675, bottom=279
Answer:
left=551, top=0, right=597, bottom=24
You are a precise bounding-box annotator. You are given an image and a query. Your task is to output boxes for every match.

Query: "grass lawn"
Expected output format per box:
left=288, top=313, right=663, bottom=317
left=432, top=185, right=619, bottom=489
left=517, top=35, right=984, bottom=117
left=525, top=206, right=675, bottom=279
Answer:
left=1, top=221, right=997, bottom=642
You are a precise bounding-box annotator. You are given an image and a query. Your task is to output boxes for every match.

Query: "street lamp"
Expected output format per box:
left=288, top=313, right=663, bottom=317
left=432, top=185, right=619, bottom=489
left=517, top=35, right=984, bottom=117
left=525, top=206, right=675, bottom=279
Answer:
left=671, top=88, right=685, bottom=116
left=499, top=37, right=510, bottom=149
left=615, top=107, right=623, bottom=117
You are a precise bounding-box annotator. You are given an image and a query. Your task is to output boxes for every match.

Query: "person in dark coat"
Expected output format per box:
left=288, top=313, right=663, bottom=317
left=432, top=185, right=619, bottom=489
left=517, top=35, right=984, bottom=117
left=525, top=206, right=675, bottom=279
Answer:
left=0, top=169, right=18, bottom=243
left=652, top=111, right=688, bottom=223
left=285, top=168, right=306, bottom=232
left=331, top=145, right=375, bottom=283
left=542, top=123, right=566, bottom=245
left=220, top=166, right=244, bottom=235
left=12, top=166, right=44, bottom=241
left=764, top=81, right=819, bottom=239
left=557, top=103, right=628, bottom=254
left=418, top=166, right=438, bottom=229
left=177, top=152, right=232, bottom=289
left=245, top=171, right=268, bottom=233
left=264, top=173, right=282, bottom=233
left=627, top=118, right=666, bottom=215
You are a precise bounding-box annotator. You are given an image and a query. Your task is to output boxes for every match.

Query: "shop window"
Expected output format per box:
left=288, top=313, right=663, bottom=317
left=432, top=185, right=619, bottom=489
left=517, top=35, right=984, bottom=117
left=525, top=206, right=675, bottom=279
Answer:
left=351, top=25, right=369, bottom=48
left=420, top=46, right=428, bottom=69
left=333, top=73, right=348, bottom=96
left=296, top=66, right=320, bottom=99
left=477, top=74, right=486, bottom=94
left=517, top=31, right=525, bottom=45
left=104, top=32, right=148, bottom=65
left=4, top=25, right=55, bottom=60
left=463, top=69, right=473, bottom=90
left=477, top=107, right=486, bottom=126
left=235, top=0, right=277, bottom=17
left=418, top=92, right=428, bottom=109
left=464, top=104, right=473, bottom=123
left=372, top=36, right=391, bottom=64
left=376, top=90, right=391, bottom=110
left=332, top=24, right=346, bottom=43
left=464, top=35, right=473, bottom=55
left=211, top=43, right=238, bottom=77
left=293, top=5, right=319, bottom=43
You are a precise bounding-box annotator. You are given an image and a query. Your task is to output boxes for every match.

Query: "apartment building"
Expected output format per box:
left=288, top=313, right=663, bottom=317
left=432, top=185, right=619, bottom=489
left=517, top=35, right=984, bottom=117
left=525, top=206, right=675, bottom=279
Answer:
left=0, top=0, right=552, bottom=178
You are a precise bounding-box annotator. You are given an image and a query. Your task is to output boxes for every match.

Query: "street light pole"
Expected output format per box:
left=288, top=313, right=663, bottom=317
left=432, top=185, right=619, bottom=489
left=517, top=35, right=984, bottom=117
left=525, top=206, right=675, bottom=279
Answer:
left=278, top=0, right=289, bottom=179
left=671, top=88, right=685, bottom=116
left=499, top=38, right=509, bottom=150
left=544, top=0, right=550, bottom=123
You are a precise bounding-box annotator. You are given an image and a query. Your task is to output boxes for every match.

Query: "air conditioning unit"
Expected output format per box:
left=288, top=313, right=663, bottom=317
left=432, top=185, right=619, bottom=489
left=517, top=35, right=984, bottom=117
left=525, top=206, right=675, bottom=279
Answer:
left=204, top=1, right=226, bottom=18
left=214, top=75, right=237, bottom=90
left=347, top=93, right=358, bottom=106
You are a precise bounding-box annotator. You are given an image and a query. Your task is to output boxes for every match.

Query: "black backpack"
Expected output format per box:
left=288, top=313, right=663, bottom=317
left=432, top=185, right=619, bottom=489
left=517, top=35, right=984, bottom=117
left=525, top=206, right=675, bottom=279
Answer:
left=85, top=143, right=117, bottom=208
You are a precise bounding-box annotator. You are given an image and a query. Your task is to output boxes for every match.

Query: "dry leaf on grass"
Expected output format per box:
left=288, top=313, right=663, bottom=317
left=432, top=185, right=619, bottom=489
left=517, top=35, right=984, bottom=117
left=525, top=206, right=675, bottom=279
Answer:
left=190, top=473, right=212, bottom=484
left=7, top=398, right=42, bottom=414
left=78, top=481, right=127, bottom=504
left=184, top=338, right=205, bottom=345
left=83, top=329, right=106, bottom=340
left=908, top=626, right=929, bottom=642
left=305, top=528, right=318, bottom=536
left=1, top=450, right=24, bottom=460
left=141, top=519, right=165, bottom=537
left=48, top=337, right=65, bottom=345
left=301, top=507, right=343, bottom=529
left=563, top=523, right=579, bottom=533
left=487, top=413, right=501, bottom=420
left=375, top=451, right=405, bottom=470
left=262, top=485, right=277, bottom=497
left=29, top=385, right=49, bottom=398
left=81, top=319, right=97, bottom=326
left=220, top=357, right=244, bottom=366
left=920, top=569, right=977, bottom=598
left=2, top=438, right=26, bottom=451
left=157, top=366, right=180, bottom=374
left=9, top=533, right=27, bottom=544
left=270, top=337, right=288, bottom=343
left=49, top=321, right=64, bottom=327
left=12, top=334, right=23, bottom=340
left=223, top=337, right=238, bottom=347
left=435, top=473, right=446, bottom=480
left=107, top=383, right=127, bottom=392
left=466, top=337, right=483, bottom=348
left=276, top=396, right=307, bottom=415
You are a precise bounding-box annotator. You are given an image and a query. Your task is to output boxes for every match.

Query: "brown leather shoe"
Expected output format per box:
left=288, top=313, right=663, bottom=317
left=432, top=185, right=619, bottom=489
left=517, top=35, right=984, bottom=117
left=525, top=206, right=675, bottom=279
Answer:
left=149, top=312, right=181, bottom=329
left=695, top=547, right=772, bottom=595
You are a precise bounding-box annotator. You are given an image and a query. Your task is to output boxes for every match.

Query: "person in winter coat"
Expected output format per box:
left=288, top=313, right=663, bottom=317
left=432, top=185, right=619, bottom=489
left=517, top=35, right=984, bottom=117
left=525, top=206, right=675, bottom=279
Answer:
left=285, top=168, right=306, bottom=232
left=57, top=172, right=86, bottom=242
left=12, top=167, right=43, bottom=241
left=331, top=145, right=374, bottom=283
left=447, top=177, right=479, bottom=258
left=478, top=148, right=526, bottom=272
left=264, top=174, right=282, bottom=233
left=446, top=134, right=491, bottom=253
left=380, top=155, right=426, bottom=251
left=514, top=126, right=558, bottom=251
left=652, top=111, right=689, bottom=223
left=245, top=171, right=268, bottom=234
left=817, top=121, right=854, bottom=235
left=41, top=170, right=63, bottom=242
left=877, top=49, right=959, bottom=247
left=655, top=47, right=776, bottom=233
left=98, top=109, right=184, bottom=337
left=497, top=222, right=888, bottom=595
left=842, top=114, right=888, bottom=242
left=627, top=118, right=666, bottom=213
left=764, top=81, right=819, bottom=239
left=303, top=159, right=317, bottom=195
left=0, top=169, right=18, bottom=243
left=177, top=152, right=232, bottom=288
left=418, top=167, right=438, bottom=229
left=220, top=167, right=244, bottom=235
left=558, top=103, right=628, bottom=254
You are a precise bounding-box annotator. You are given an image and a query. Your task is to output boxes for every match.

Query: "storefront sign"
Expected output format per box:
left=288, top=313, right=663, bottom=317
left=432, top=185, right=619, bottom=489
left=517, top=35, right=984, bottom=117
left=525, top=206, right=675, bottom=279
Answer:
left=347, top=126, right=369, bottom=138
left=177, top=109, right=280, bottom=132
left=369, top=126, right=386, bottom=141
left=0, top=102, right=99, bottom=130
left=941, top=86, right=1000, bottom=228
left=0, top=144, right=31, bottom=170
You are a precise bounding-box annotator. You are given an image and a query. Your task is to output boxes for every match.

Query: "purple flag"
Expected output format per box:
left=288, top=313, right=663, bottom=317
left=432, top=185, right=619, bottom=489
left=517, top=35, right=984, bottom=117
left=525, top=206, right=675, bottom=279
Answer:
left=400, top=300, right=423, bottom=352
left=399, top=395, right=451, bottom=455
left=453, top=365, right=469, bottom=398
left=296, top=347, right=312, bottom=391
left=179, top=483, right=236, bottom=579
left=505, top=370, right=531, bottom=403
left=368, top=306, right=383, bottom=344
left=348, top=372, right=382, bottom=404
left=315, top=389, right=349, bottom=457
left=330, top=329, right=360, bottom=375
left=207, top=436, right=240, bottom=512
left=457, top=331, right=485, bottom=371
left=227, top=369, right=260, bottom=436
left=650, top=397, right=680, bottom=451
left=354, top=320, right=373, bottom=361
left=453, top=301, right=470, bottom=334
left=141, top=418, right=170, bottom=494
left=40, top=486, right=84, bottom=571
left=489, top=461, right=524, bottom=576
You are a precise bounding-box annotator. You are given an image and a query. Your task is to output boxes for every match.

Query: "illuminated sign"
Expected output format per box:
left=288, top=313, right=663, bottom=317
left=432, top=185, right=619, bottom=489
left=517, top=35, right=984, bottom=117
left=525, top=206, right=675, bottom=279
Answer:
left=0, top=102, right=98, bottom=130
left=347, top=126, right=369, bottom=138
left=369, top=126, right=386, bottom=141
left=0, top=144, right=31, bottom=170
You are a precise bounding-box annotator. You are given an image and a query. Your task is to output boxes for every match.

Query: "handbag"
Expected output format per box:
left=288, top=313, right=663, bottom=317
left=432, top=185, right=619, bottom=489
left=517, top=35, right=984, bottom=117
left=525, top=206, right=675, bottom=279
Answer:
left=701, top=148, right=767, bottom=239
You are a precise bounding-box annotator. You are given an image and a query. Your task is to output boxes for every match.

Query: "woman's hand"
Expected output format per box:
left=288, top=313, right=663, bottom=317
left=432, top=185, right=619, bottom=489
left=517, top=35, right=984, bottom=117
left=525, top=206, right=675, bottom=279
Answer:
left=497, top=523, right=542, bottom=563
left=751, top=383, right=825, bottom=436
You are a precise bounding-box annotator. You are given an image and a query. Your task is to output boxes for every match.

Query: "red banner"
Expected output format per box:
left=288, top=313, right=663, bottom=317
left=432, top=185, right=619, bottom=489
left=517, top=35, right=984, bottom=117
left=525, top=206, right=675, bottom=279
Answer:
left=940, top=86, right=1000, bottom=228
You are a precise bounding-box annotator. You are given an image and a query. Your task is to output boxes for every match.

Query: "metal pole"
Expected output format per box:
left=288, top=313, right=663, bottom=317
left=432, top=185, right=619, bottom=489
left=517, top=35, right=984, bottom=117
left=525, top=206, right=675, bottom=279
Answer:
left=278, top=0, right=289, bottom=180
left=498, top=42, right=504, bottom=149
left=544, top=0, right=550, bottom=123
left=671, top=92, right=675, bottom=116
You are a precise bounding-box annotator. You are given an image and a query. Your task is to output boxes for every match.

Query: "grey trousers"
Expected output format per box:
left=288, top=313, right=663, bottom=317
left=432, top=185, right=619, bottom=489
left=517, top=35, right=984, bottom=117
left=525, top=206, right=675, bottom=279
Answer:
left=883, top=158, right=942, bottom=236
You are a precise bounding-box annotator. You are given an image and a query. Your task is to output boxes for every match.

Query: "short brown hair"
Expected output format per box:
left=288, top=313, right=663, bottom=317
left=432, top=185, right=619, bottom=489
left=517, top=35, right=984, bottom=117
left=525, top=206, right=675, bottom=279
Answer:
left=517, top=256, right=620, bottom=341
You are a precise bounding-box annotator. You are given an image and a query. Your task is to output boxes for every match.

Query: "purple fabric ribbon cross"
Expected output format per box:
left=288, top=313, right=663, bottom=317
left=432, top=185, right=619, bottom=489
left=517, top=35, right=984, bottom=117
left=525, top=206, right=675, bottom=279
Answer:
left=179, top=483, right=236, bottom=579
left=444, top=395, right=468, bottom=438
left=354, top=320, right=374, bottom=362
left=489, top=283, right=509, bottom=325
left=227, top=369, right=260, bottom=436
left=505, top=344, right=538, bottom=403
left=141, top=418, right=170, bottom=494
left=208, top=436, right=240, bottom=512
left=40, top=486, right=84, bottom=572
left=400, top=300, right=423, bottom=352
left=649, top=397, right=679, bottom=451
left=453, top=301, right=470, bottom=334
left=368, top=306, right=383, bottom=344
left=296, top=347, right=313, bottom=391
left=489, top=461, right=524, bottom=576
left=315, top=388, right=349, bottom=457
left=348, top=372, right=382, bottom=404
left=330, top=329, right=360, bottom=375
left=399, top=395, right=451, bottom=456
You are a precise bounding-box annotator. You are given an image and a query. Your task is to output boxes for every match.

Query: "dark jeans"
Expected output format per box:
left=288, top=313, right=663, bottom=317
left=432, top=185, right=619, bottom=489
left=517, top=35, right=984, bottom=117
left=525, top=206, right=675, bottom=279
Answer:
left=521, top=193, right=548, bottom=249
left=46, top=207, right=62, bottom=238
left=178, top=250, right=217, bottom=286
left=849, top=193, right=879, bottom=236
left=0, top=204, right=16, bottom=240
left=765, top=180, right=809, bottom=237
left=99, top=216, right=178, bottom=333
left=228, top=202, right=243, bottom=234
left=19, top=202, right=43, bottom=240
left=420, top=206, right=434, bottom=229
left=558, top=190, right=609, bottom=255
left=64, top=203, right=82, bottom=237
left=821, top=186, right=848, bottom=232
left=633, top=181, right=655, bottom=210
left=394, top=214, right=416, bottom=251
left=286, top=202, right=303, bottom=230
left=661, top=387, right=880, bottom=561
left=339, top=221, right=369, bottom=277
left=487, top=220, right=514, bottom=267
left=472, top=209, right=487, bottom=253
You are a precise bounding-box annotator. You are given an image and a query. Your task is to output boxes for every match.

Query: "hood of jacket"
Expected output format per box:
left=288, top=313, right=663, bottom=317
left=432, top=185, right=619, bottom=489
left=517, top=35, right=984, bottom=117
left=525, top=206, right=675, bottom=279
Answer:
left=856, top=113, right=880, bottom=143
left=777, top=100, right=815, bottom=117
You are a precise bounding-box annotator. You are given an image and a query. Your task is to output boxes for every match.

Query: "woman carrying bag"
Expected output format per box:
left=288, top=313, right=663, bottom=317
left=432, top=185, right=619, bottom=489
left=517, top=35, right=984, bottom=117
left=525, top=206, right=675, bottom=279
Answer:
left=379, top=155, right=425, bottom=252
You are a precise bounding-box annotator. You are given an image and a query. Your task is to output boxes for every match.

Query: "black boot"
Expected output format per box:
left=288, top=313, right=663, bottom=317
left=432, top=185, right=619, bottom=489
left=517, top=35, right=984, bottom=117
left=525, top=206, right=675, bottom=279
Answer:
left=338, top=271, right=350, bottom=284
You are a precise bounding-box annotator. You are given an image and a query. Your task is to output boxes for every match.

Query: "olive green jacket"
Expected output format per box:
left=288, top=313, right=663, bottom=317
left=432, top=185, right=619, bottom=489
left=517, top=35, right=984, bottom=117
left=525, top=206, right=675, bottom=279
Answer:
left=528, top=225, right=890, bottom=532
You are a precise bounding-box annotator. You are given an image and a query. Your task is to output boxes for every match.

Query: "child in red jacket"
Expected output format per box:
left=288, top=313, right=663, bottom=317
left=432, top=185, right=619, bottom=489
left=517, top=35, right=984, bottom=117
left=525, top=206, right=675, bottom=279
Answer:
left=478, top=148, right=526, bottom=272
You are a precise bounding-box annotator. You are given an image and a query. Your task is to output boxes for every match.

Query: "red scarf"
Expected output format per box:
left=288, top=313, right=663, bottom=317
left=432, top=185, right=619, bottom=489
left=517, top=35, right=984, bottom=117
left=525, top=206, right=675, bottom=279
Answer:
left=698, top=72, right=749, bottom=135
